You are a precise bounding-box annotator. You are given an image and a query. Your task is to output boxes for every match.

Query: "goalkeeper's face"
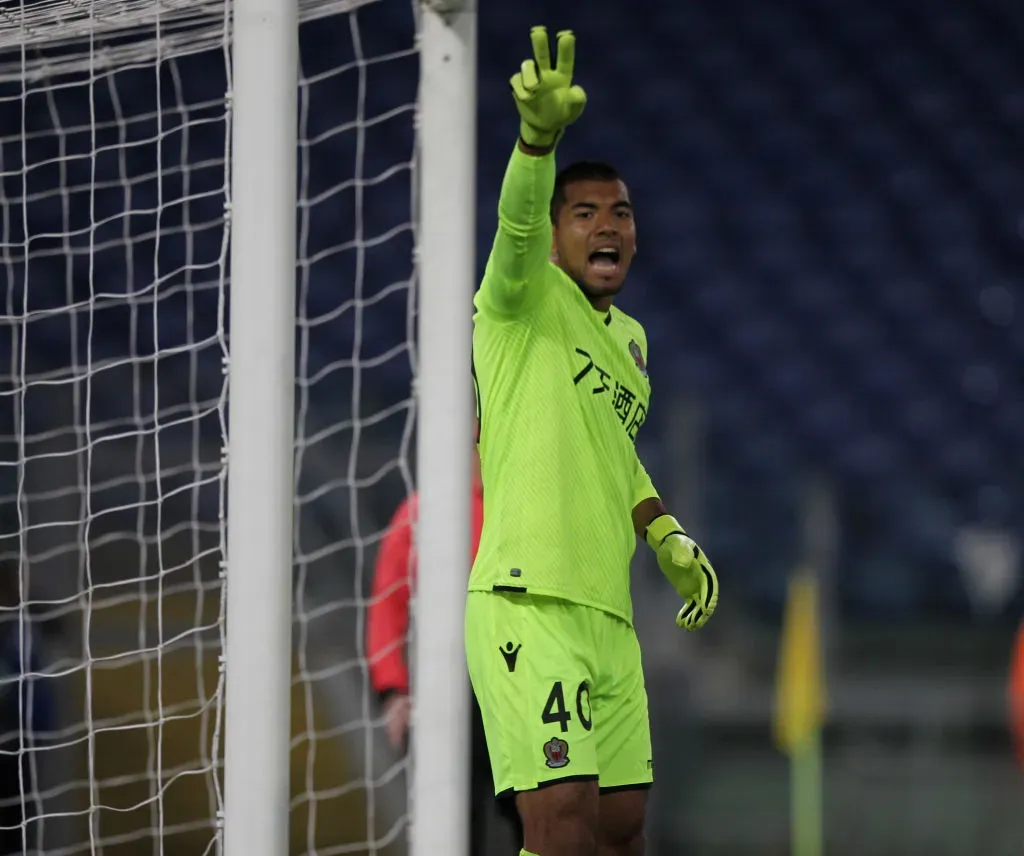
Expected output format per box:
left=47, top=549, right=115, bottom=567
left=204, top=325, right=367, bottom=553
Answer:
left=552, top=178, right=636, bottom=302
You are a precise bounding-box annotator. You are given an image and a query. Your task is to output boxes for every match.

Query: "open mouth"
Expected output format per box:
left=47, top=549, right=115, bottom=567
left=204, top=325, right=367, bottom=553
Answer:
left=587, top=247, right=621, bottom=275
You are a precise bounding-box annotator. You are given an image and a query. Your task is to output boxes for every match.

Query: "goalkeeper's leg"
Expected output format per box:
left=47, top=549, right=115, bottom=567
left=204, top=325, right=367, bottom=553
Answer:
left=597, top=789, right=647, bottom=856
left=515, top=781, right=599, bottom=856
left=465, top=590, right=603, bottom=855
left=592, top=612, right=653, bottom=855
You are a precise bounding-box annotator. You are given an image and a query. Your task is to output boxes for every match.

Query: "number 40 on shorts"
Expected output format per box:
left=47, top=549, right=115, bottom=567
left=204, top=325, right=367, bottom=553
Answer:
left=541, top=680, right=592, bottom=732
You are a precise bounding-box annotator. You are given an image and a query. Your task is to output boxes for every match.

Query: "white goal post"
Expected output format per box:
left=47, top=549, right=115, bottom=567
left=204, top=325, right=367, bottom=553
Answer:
left=411, top=4, right=476, bottom=856
left=222, top=1, right=298, bottom=855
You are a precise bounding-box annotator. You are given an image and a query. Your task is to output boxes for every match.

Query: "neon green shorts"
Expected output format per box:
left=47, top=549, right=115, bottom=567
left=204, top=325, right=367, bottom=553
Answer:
left=464, top=589, right=653, bottom=796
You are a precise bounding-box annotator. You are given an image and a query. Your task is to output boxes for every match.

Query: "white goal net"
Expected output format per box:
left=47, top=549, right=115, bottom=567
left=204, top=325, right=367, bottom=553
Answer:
left=0, top=1, right=417, bottom=853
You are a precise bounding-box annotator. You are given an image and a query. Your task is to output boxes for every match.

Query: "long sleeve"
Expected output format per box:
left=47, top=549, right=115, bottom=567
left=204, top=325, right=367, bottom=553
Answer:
left=475, top=145, right=557, bottom=317
left=366, top=497, right=416, bottom=697
left=632, top=452, right=660, bottom=510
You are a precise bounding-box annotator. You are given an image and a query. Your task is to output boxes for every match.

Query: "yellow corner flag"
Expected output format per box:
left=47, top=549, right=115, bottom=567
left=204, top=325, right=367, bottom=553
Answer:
left=773, top=573, right=825, bottom=751
left=773, top=572, right=826, bottom=856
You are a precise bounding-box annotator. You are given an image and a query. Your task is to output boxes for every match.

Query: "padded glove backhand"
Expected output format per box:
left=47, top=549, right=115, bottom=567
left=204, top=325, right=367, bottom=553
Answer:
left=510, top=26, right=587, bottom=148
left=646, top=515, right=719, bottom=631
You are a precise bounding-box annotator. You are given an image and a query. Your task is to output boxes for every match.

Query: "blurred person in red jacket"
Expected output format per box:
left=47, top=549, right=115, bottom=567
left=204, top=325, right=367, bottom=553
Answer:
left=1009, top=619, right=1024, bottom=767
left=367, top=440, right=520, bottom=854
left=367, top=454, right=483, bottom=745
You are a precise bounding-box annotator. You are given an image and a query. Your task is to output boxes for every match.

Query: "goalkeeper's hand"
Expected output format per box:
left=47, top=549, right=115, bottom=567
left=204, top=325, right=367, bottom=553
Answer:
left=645, top=515, right=719, bottom=631
left=510, top=26, right=587, bottom=149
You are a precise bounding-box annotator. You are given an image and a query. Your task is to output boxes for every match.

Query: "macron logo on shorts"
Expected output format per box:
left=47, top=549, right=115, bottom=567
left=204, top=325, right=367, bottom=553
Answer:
left=499, top=641, right=521, bottom=672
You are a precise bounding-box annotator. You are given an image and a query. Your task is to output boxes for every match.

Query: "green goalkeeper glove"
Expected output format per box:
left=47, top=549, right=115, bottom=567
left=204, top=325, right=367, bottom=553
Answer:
left=645, top=515, right=719, bottom=631
left=510, top=26, right=587, bottom=149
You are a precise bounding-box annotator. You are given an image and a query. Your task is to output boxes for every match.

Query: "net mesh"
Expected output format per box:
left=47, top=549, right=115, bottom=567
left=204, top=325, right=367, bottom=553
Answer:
left=0, top=1, right=417, bottom=853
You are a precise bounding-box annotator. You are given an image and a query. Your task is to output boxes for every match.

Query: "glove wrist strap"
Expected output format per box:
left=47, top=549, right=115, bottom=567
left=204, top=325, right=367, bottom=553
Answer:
left=519, top=124, right=563, bottom=151
left=645, top=514, right=686, bottom=551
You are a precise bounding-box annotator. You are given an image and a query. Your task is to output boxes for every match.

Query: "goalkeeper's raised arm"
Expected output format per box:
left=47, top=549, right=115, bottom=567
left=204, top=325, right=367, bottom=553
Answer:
left=476, top=27, right=586, bottom=316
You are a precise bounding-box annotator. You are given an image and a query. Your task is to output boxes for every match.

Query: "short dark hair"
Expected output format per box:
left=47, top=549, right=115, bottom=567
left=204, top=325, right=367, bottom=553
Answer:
left=550, top=160, right=622, bottom=222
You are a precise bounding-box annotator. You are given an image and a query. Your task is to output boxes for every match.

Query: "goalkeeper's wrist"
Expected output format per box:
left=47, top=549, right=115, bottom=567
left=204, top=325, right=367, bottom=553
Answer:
left=644, top=514, right=687, bottom=552
left=519, top=121, right=562, bottom=151
left=645, top=514, right=702, bottom=598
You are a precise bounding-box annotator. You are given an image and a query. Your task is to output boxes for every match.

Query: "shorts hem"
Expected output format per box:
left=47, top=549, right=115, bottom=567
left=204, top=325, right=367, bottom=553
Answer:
left=599, top=781, right=654, bottom=794
left=495, top=773, right=600, bottom=798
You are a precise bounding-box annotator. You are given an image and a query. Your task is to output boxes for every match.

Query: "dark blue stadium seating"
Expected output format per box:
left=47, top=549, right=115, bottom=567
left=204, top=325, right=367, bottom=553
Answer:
left=2, top=0, right=1022, bottom=618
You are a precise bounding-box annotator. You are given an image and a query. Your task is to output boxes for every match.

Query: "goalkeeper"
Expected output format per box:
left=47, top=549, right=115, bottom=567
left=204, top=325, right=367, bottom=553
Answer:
left=466, top=25, right=719, bottom=856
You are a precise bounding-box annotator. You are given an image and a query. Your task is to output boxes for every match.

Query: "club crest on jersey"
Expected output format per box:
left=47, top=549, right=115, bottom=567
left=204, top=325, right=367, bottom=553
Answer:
left=543, top=737, right=570, bottom=769
left=628, top=340, right=648, bottom=377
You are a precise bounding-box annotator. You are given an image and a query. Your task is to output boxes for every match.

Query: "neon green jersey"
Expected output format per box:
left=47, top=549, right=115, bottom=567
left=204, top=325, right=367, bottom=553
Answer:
left=470, top=146, right=659, bottom=625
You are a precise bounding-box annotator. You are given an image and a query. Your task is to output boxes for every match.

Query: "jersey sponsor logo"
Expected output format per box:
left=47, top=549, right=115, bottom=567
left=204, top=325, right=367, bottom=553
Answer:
left=499, top=641, right=521, bottom=672
left=628, top=340, right=648, bottom=377
left=543, top=736, right=570, bottom=769
left=572, top=347, right=648, bottom=440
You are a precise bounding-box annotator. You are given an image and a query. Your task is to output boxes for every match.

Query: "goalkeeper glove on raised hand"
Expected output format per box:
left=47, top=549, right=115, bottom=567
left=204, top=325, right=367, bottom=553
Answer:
left=510, top=26, right=587, bottom=149
left=645, top=515, right=719, bottom=630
